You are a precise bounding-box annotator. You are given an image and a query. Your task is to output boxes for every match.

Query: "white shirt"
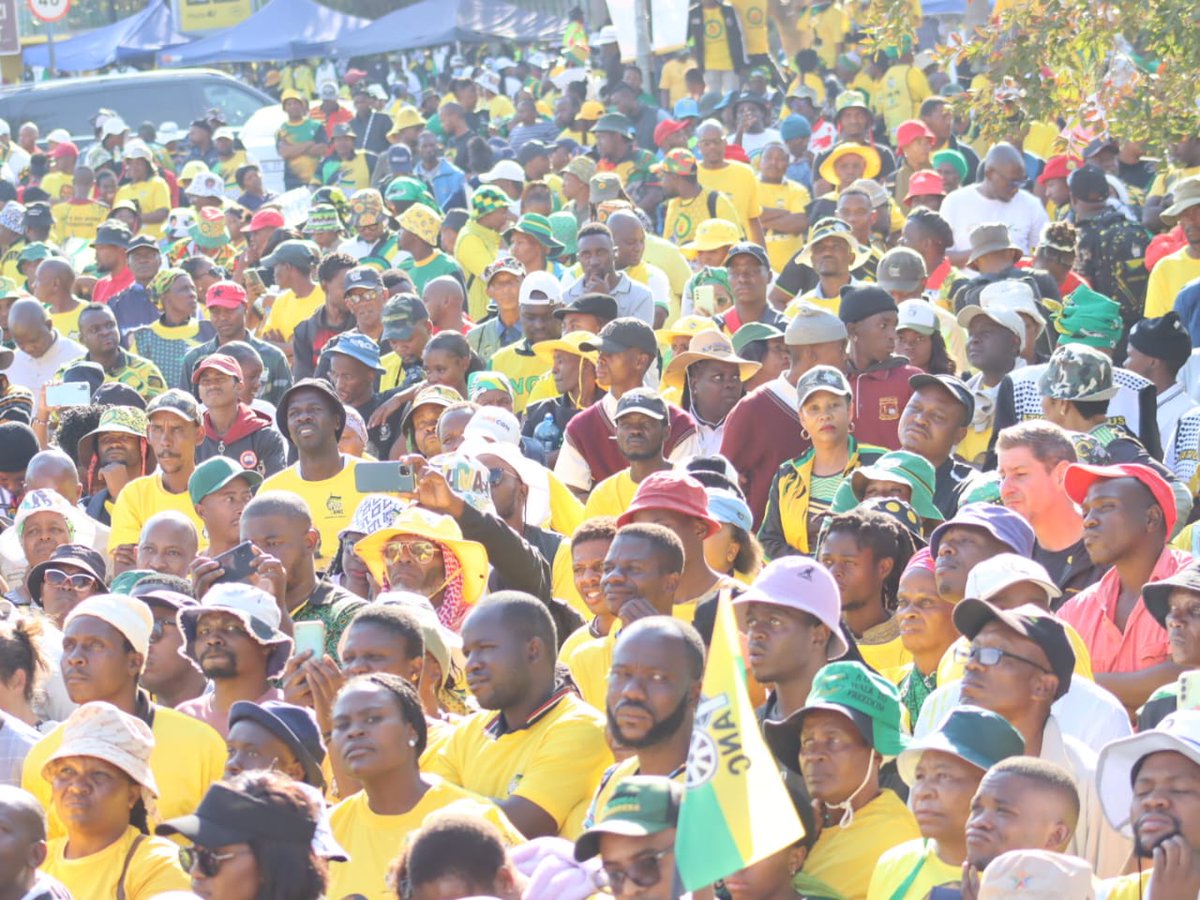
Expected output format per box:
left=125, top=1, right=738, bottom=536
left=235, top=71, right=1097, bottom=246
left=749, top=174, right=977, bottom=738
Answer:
left=735, top=128, right=784, bottom=159
left=940, top=184, right=1050, bottom=255
left=6, top=333, right=85, bottom=415
left=1158, top=382, right=1198, bottom=465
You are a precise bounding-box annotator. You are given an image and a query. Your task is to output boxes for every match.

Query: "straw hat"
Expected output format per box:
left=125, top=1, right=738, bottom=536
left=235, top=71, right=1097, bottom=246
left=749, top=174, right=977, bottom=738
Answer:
left=661, top=331, right=761, bottom=394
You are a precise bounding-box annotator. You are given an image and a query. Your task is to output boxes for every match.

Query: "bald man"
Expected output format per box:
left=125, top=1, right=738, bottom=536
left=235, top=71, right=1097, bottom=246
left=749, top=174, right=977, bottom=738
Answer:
left=30, top=258, right=84, bottom=343
left=5, top=298, right=84, bottom=417
left=424, top=274, right=470, bottom=335
left=606, top=210, right=671, bottom=306
left=0, top=786, right=62, bottom=896
left=940, top=142, right=1050, bottom=266
left=132, top=510, right=199, bottom=579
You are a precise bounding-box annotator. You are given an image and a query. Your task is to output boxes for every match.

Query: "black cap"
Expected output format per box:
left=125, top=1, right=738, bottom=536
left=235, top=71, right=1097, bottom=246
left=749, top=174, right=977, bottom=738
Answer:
left=953, top=597, right=1075, bottom=700
left=228, top=700, right=327, bottom=789
left=443, top=208, right=469, bottom=232
left=1082, top=137, right=1119, bottom=159
left=127, top=234, right=161, bottom=253
left=723, top=241, right=771, bottom=269
left=909, top=373, right=975, bottom=421
left=93, top=221, right=132, bottom=249
left=1067, top=164, right=1109, bottom=203
left=24, top=202, right=51, bottom=227
left=555, top=292, right=619, bottom=324
left=276, top=378, right=346, bottom=442
left=517, top=140, right=552, bottom=166
left=614, top=387, right=668, bottom=421
left=580, top=316, right=657, bottom=357
left=344, top=266, right=384, bottom=292
left=838, top=285, right=897, bottom=324
left=61, top=360, right=105, bottom=396
left=1129, top=312, right=1192, bottom=368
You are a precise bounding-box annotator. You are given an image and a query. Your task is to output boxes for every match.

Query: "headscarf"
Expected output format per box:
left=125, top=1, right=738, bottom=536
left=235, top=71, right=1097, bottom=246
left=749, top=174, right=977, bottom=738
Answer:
left=1053, top=285, right=1123, bottom=348
left=148, top=267, right=188, bottom=307
left=932, top=149, right=968, bottom=183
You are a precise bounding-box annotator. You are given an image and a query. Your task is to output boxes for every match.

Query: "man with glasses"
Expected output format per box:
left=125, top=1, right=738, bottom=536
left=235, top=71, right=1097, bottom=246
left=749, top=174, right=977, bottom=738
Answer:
left=940, top=142, right=1050, bottom=267
left=176, top=583, right=291, bottom=738
left=951, top=595, right=1132, bottom=876
left=574, top=776, right=682, bottom=900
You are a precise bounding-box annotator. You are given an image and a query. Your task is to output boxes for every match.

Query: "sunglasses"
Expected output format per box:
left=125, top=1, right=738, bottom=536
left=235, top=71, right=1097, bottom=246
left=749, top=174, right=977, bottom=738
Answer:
left=595, top=847, right=671, bottom=894
left=383, top=539, right=440, bottom=565
left=180, top=846, right=245, bottom=878
left=954, top=644, right=1052, bottom=674
left=43, top=568, right=97, bottom=591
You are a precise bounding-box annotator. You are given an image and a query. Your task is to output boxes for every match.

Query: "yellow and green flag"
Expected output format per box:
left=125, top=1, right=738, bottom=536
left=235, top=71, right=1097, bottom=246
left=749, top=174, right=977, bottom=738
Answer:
left=675, top=594, right=806, bottom=891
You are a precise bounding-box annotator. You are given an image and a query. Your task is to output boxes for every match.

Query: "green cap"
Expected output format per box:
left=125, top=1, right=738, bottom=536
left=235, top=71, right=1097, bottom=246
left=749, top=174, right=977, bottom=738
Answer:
left=1038, top=342, right=1119, bottom=402
left=503, top=213, right=564, bottom=257
left=573, top=776, right=682, bottom=861
left=1053, top=284, right=1123, bottom=348
left=261, top=239, right=320, bottom=271
left=731, top=321, right=783, bottom=356
left=381, top=293, right=429, bottom=341
left=384, top=176, right=440, bottom=212
left=896, top=705, right=1025, bottom=786
left=18, top=242, right=56, bottom=265
left=959, top=470, right=1002, bottom=505
left=188, top=455, right=264, bottom=506
left=848, top=450, right=944, bottom=521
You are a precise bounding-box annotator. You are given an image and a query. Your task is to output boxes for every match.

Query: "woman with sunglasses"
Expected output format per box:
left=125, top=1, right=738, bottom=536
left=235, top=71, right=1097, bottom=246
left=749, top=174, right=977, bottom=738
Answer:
left=326, top=673, right=521, bottom=900
left=157, top=769, right=330, bottom=900
left=42, top=702, right=190, bottom=899
left=26, top=544, right=109, bottom=628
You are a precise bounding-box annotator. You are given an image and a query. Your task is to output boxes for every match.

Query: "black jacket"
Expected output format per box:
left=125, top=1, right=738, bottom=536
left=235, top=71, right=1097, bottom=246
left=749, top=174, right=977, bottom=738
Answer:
left=686, top=2, right=747, bottom=72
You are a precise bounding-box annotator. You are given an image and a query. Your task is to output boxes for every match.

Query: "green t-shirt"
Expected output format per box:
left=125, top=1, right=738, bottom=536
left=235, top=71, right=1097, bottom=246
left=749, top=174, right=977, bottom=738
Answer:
left=398, top=250, right=463, bottom=295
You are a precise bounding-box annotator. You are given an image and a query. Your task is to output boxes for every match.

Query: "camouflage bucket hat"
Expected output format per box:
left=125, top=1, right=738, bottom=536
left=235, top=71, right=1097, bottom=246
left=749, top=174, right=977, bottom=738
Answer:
left=148, top=267, right=189, bottom=305
left=77, top=406, right=151, bottom=471
left=349, top=188, right=386, bottom=230
left=189, top=207, right=229, bottom=249
left=1038, top=342, right=1119, bottom=402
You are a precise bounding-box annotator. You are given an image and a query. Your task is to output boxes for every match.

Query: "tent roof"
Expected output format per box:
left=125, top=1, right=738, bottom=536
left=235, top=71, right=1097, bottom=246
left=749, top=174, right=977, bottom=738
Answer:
left=332, top=0, right=566, bottom=55
left=24, top=0, right=187, bottom=71
left=159, top=0, right=368, bottom=66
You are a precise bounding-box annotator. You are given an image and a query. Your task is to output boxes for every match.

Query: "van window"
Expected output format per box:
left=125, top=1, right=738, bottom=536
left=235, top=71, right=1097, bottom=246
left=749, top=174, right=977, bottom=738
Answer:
left=199, top=83, right=263, bottom=127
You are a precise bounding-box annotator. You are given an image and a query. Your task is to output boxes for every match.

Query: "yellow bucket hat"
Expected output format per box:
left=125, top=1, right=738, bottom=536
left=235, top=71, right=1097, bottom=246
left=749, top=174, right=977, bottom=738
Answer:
left=655, top=315, right=720, bottom=344
left=532, top=330, right=600, bottom=363
left=681, top=219, right=741, bottom=258
left=817, top=142, right=883, bottom=186
left=390, top=105, right=427, bottom=134
left=399, top=203, right=443, bottom=246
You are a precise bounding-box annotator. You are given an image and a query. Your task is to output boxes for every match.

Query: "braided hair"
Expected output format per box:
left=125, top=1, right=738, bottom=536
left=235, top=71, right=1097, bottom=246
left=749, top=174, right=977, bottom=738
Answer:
left=823, top=508, right=917, bottom=611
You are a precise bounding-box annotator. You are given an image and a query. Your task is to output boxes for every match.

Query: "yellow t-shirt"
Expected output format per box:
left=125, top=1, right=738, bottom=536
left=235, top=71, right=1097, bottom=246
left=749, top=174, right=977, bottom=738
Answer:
left=260, top=456, right=367, bottom=566
left=583, top=469, right=638, bottom=521
left=805, top=789, right=921, bottom=900
left=813, top=4, right=851, bottom=68
left=567, top=630, right=617, bottom=710
left=423, top=692, right=611, bottom=834
left=43, top=826, right=190, bottom=900
left=328, top=780, right=525, bottom=900
left=488, top=343, right=552, bottom=414
left=1145, top=247, right=1200, bottom=319
left=702, top=6, right=735, bottom=71
left=23, top=706, right=227, bottom=841
left=108, top=472, right=208, bottom=553
left=52, top=199, right=110, bottom=244
left=1100, top=871, right=1151, bottom=900
left=41, top=171, right=74, bottom=202
left=558, top=621, right=598, bottom=668
left=937, top=628, right=1094, bottom=684
left=551, top=538, right=591, bottom=620
left=857, top=630, right=913, bottom=683
left=730, top=0, right=769, bottom=55
left=866, top=838, right=964, bottom=900
left=49, top=301, right=85, bottom=343
left=663, top=190, right=741, bottom=246
left=114, top=178, right=171, bottom=239
left=1148, top=164, right=1200, bottom=198
left=758, top=179, right=812, bottom=274
left=658, top=58, right=693, bottom=107
left=698, top=162, right=763, bottom=238
left=261, top=283, right=326, bottom=342
left=878, top=64, right=933, bottom=134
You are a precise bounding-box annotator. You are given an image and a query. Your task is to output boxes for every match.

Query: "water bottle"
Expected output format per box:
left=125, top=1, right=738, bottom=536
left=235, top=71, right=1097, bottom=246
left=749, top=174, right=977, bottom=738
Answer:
left=533, top=413, right=562, bottom=455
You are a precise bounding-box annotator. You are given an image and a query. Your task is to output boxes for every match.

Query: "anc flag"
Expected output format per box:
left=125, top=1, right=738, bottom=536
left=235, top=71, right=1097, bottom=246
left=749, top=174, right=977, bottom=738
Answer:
left=675, top=593, right=805, bottom=890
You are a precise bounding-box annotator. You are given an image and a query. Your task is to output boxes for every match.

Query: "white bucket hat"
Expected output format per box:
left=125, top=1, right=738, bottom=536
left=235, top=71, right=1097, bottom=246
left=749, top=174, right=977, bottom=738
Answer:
left=1097, top=709, right=1200, bottom=836
left=45, top=701, right=158, bottom=797
left=179, top=583, right=294, bottom=678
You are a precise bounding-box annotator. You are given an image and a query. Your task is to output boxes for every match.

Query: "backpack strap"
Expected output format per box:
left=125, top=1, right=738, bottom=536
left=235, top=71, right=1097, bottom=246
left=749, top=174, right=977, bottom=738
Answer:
left=116, top=833, right=148, bottom=900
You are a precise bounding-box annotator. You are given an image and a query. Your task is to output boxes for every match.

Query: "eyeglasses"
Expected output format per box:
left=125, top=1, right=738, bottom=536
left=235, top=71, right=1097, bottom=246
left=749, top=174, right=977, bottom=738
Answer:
left=180, top=845, right=249, bottom=878
left=595, top=847, right=672, bottom=894
left=383, top=539, right=440, bottom=565
left=954, top=644, right=1052, bottom=674
left=43, top=569, right=97, bottom=592
left=487, top=467, right=508, bottom=486
left=150, top=618, right=179, bottom=642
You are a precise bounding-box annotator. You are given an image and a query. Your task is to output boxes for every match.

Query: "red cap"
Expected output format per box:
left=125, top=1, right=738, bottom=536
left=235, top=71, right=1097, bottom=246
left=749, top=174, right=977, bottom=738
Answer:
left=1037, top=154, right=1083, bottom=185
left=616, top=470, right=720, bottom=537
left=905, top=170, right=946, bottom=203
left=652, top=119, right=689, bottom=148
left=1063, top=462, right=1177, bottom=535
left=247, top=209, right=286, bottom=232
left=205, top=280, right=248, bottom=309
left=50, top=141, right=79, bottom=159
left=896, top=119, right=935, bottom=149
left=192, top=353, right=244, bottom=384
left=344, top=69, right=368, bottom=85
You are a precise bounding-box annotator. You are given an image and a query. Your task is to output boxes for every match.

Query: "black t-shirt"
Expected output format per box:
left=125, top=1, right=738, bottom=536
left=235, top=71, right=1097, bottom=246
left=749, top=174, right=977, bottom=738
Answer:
left=1034, top=537, right=1107, bottom=610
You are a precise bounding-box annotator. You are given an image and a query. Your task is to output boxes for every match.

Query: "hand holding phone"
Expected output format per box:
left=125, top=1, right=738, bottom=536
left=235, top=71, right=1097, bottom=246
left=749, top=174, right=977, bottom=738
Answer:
left=211, top=541, right=257, bottom=585
left=293, top=621, right=327, bottom=659
left=354, top=461, right=418, bottom=494
left=693, top=284, right=716, bottom=316
left=45, top=381, right=91, bottom=409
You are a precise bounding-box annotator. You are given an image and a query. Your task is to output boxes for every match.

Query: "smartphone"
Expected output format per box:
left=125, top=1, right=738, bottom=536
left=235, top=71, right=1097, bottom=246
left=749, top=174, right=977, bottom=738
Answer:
left=212, top=540, right=257, bottom=585
left=355, top=461, right=417, bottom=494
left=293, top=621, right=327, bottom=659
left=693, top=284, right=716, bottom=316
left=46, top=381, right=91, bottom=408
left=244, top=267, right=266, bottom=293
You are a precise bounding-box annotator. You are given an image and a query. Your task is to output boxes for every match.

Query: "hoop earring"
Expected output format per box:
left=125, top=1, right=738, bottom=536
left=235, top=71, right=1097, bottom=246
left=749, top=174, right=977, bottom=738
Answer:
left=800, top=428, right=811, bottom=440
left=848, top=421, right=855, bottom=433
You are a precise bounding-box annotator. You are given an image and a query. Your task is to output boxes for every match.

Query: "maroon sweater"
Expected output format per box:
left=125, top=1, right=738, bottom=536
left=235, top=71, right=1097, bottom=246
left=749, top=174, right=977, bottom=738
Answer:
left=720, top=383, right=809, bottom=528
left=565, top=400, right=697, bottom=486
left=848, top=357, right=922, bottom=450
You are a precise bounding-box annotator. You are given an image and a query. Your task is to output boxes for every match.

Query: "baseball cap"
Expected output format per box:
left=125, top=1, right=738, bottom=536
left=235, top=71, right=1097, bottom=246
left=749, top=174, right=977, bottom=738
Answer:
left=908, top=372, right=975, bottom=421
left=904, top=170, right=946, bottom=202
left=1067, top=163, right=1109, bottom=202
left=957, top=304, right=1026, bottom=352
left=876, top=247, right=927, bottom=294
left=146, top=389, right=202, bottom=426
left=1096, top=710, right=1200, bottom=836
left=483, top=256, right=524, bottom=283
left=93, top=221, right=132, bottom=249
left=580, top=317, right=657, bottom=357
left=953, top=599, right=1075, bottom=699
left=191, top=353, right=243, bottom=384
left=189, top=455, right=263, bottom=506
left=554, top=292, right=618, bottom=324
left=896, top=299, right=939, bottom=336
left=896, top=705, right=1026, bottom=786
left=518, top=270, right=562, bottom=307
left=795, top=365, right=851, bottom=407
left=318, top=81, right=339, bottom=101
left=205, top=280, right=247, bottom=309
left=343, top=266, right=384, bottom=293
left=478, top=159, right=525, bottom=185
left=652, top=120, right=690, bottom=149
left=574, top=777, right=682, bottom=862
left=929, top=502, right=1035, bottom=558
left=733, top=556, right=848, bottom=658
left=723, top=241, right=771, bottom=270
left=227, top=700, right=326, bottom=790
left=261, top=239, right=319, bottom=270
left=247, top=209, right=285, bottom=232
left=963, top=553, right=1061, bottom=606
left=381, top=294, right=429, bottom=341
left=784, top=302, right=848, bottom=346
left=1063, top=461, right=1177, bottom=535
left=613, top=387, right=668, bottom=422
left=980, top=279, right=1045, bottom=331
left=617, top=470, right=720, bottom=537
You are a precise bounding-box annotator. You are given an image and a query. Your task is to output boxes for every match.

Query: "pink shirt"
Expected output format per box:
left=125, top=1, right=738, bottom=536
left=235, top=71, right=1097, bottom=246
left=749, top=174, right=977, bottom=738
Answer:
left=176, top=687, right=284, bottom=738
left=1057, top=547, right=1192, bottom=674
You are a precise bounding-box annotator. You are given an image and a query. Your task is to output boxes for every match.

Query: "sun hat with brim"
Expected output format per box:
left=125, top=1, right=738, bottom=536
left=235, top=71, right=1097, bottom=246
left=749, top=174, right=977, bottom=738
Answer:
left=1161, top=176, right=1200, bottom=227
left=45, top=701, right=157, bottom=798
left=574, top=776, right=682, bottom=862
left=662, top=331, right=761, bottom=394
left=353, top=506, right=489, bottom=605
left=616, top=469, right=720, bottom=538
left=966, top=223, right=1022, bottom=267
left=764, top=661, right=909, bottom=774
left=228, top=701, right=326, bottom=790
left=848, top=450, right=943, bottom=521
left=834, top=90, right=871, bottom=117
left=796, top=217, right=871, bottom=270
left=189, top=207, right=230, bottom=250
left=592, top=113, right=636, bottom=139
left=1144, top=561, right=1200, bottom=628
left=732, top=556, right=849, bottom=659
left=532, top=330, right=599, bottom=364
left=391, top=106, right=427, bottom=132
left=189, top=455, right=264, bottom=506
left=817, top=142, right=883, bottom=185
left=179, top=583, right=294, bottom=678
left=398, top=203, right=443, bottom=246
left=952, top=599, right=1075, bottom=700
left=980, top=279, right=1045, bottom=332
left=680, top=219, right=741, bottom=257
left=1063, top=461, right=1177, bottom=535
left=27, top=543, right=108, bottom=604
left=928, top=501, right=1035, bottom=558
left=76, top=405, right=153, bottom=472
left=13, top=490, right=97, bottom=554
left=399, top=384, right=463, bottom=434
left=905, top=170, right=946, bottom=203
left=1096, top=709, right=1200, bottom=836
left=324, top=331, right=386, bottom=374
left=461, top=436, right=550, bottom=526
left=65, top=594, right=154, bottom=664
left=896, top=705, right=1025, bottom=786
left=276, top=378, right=347, bottom=443
left=503, top=213, right=563, bottom=257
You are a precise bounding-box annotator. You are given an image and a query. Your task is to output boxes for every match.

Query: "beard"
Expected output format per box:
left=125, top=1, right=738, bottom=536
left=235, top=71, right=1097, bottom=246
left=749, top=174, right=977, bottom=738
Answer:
left=199, top=654, right=238, bottom=679
left=606, top=695, right=691, bottom=750
left=1134, top=811, right=1184, bottom=858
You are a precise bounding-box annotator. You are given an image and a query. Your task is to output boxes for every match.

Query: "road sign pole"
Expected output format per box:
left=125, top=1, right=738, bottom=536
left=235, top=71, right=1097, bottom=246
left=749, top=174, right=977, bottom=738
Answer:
left=45, top=18, right=53, bottom=72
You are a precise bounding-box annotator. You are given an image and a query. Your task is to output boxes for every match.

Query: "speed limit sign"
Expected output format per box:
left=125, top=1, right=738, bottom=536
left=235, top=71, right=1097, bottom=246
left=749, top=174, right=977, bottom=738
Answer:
left=28, top=0, right=70, bottom=23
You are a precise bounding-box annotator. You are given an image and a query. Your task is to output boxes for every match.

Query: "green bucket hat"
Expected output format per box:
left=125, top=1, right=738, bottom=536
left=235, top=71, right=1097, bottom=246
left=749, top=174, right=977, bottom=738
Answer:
left=471, top=185, right=511, bottom=219
left=764, top=661, right=909, bottom=774
left=18, top=242, right=57, bottom=265
left=468, top=371, right=515, bottom=401
left=847, top=450, right=944, bottom=521
left=503, top=213, right=564, bottom=258
left=1053, top=284, right=1123, bottom=348
left=573, top=776, right=682, bottom=861
left=896, top=705, right=1025, bottom=786
left=384, top=176, right=441, bottom=213
left=592, top=112, right=636, bottom=139
left=960, top=470, right=1002, bottom=505
left=932, top=149, right=968, bottom=184
left=547, top=211, right=579, bottom=257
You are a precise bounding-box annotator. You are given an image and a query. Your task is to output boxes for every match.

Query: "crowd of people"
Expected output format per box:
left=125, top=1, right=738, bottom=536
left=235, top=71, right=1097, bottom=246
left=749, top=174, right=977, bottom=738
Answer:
left=1, top=5, right=1200, bottom=900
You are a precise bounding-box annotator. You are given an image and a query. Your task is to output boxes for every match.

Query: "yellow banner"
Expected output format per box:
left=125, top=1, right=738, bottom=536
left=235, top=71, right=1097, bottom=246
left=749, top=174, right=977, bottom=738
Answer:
left=178, top=0, right=254, bottom=32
